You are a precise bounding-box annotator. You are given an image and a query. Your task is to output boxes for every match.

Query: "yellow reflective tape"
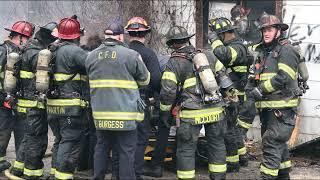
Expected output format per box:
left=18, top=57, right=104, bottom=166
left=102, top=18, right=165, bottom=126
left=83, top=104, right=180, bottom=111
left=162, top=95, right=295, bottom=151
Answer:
left=260, top=73, right=276, bottom=81
left=24, top=168, right=44, bottom=177
left=17, top=99, right=45, bottom=109
left=17, top=107, right=27, bottom=113
left=162, top=72, right=177, bottom=84
left=228, top=47, right=238, bottom=66
left=177, top=170, right=195, bottom=179
left=264, top=79, right=275, bottom=92
left=208, top=164, right=227, bottom=173
left=232, top=66, right=247, bottom=72
left=260, top=165, right=278, bottom=177
left=93, top=111, right=144, bottom=121
left=226, top=155, right=239, bottom=163
left=160, top=102, right=172, bottom=111
left=211, top=40, right=223, bottom=50
left=237, top=118, right=252, bottom=129
left=80, top=75, right=88, bottom=81
left=238, top=147, right=247, bottom=155
left=236, top=91, right=245, bottom=96
left=183, top=77, right=196, bottom=89
left=0, top=156, right=4, bottom=161
left=50, top=168, right=56, bottom=175
left=255, top=98, right=299, bottom=108
left=20, top=70, right=34, bottom=79
left=137, top=72, right=150, bottom=86
left=89, top=79, right=138, bottom=89
left=215, top=60, right=224, bottom=72
left=180, top=106, right=224, bottom=119
left=216, top=23, right=221, bottom=30
left=278, top=63, right=296, bottom=80
left=222, top=21, right=228, bottom=27
left=55, top=170, right=73, bottom=179
left=280, top=160, right=292, bottom=169
left=54, top=73, right=81, bottom=81
left=13, top=161, right=24, bottom=170
left=47, top=99, right=86, bottom=107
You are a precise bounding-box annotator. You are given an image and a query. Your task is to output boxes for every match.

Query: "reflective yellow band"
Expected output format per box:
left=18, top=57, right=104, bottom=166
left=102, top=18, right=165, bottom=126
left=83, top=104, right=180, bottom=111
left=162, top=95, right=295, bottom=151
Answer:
left=208, top=164, right=227, bottom=173
left=89, top=79, right=138, bottom=89
left=236, top=91, right=245, bottom=96
left=54, top=73, right=84, bottom=81
left=226, top=155, right=239, bottom=163
left=50, top=168, right=56, bottom=175
left=17, top=107, right=27, bottom=113
left=93, top=111, right=144, bottom=121
left=177, top=170, right=195, bottom=179
left=13, top=161, right=24, bottom=170
left=215, top=60, right=224, bottom=72
left=260, top=165, right=278, bottom=177
left=0, top=156, right=4, bottom=161
left=279, top=160, right=292, bottom=169
left=137, top=72, right=150, bottom=86
left=162, top=72, right=177, bottom=84
left=238, top=147, right=247, bottom=155
left=228, top=47, right=238, bottom=66
left=55, top=170, right=73, bottom=179
left=17, top=99, right=45, bottom=109
left=278, top=63, right=296, bottom=80
left=256, top=98, right=299, bottom=108
left=211, top=39, right=223, bottom=50
left=237, top=118, right=252, bottom=129
left=264, top=79, right=275, bottom=92
left=183, top=77, right=196, bottom=89
left=80, top=75, right=88, bottom=81
left=260, top=73, right=276, bottom=81
left=47, top=99, right=87, bottom=107
left=160, top=102, right=172, bottom=111
left=20, top=70, right=34, bottom=79
left=232, top=66, right=247, bottom=72
left=24, top=168, right=44, bottom=177
left=180, top=106, right=224, bottom=119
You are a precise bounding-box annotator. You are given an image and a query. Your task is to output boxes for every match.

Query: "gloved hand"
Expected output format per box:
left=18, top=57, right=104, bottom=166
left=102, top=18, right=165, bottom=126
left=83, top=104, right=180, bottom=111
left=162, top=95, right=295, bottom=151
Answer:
left=247, top=87, right=263, bottom=100
left=207, top=31, right=220, bottom=44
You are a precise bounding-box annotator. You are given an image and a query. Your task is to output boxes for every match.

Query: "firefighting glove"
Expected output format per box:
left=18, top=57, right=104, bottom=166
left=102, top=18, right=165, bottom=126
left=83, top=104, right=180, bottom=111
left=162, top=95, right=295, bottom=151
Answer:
left=248, top=87, right=263, bottom=100
left=207, top=31, right=220, bottom=44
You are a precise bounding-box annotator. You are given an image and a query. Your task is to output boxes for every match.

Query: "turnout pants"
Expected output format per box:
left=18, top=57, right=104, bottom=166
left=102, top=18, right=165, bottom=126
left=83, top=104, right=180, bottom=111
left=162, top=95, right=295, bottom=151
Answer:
left=176, top=119, right=227, bottom=180
left=259, top=108, right=296, bottom=179
left=93, top=129, right=137, bottom=180
left=0, top=107, right=24, bottom=166
left=48, top=109, right=88, bottom=179
left=150, top=119, right=170, bottom=166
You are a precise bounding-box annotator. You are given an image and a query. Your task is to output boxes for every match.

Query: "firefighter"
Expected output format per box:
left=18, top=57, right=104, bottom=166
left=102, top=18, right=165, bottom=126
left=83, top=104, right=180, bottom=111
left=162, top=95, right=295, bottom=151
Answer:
left=246, top=15, right=299, bottom=179
left=46, top=16, right=89, bottom=179
left=124, top=16, right=161, bottom=179
left=161, top=25, right=235, bottom=180
left=8, top=22, right=58, bottom=179
left=0, top=21, right=34, bottom=173
left=86, top=21, right=150, bottom=180
left=208, top=17, right=252, bottom=172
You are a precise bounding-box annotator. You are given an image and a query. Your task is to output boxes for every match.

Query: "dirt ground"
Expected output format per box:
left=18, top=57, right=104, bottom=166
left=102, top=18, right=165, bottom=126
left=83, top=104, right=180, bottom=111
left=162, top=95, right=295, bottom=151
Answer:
left=1, top=130, right=320, bottom=180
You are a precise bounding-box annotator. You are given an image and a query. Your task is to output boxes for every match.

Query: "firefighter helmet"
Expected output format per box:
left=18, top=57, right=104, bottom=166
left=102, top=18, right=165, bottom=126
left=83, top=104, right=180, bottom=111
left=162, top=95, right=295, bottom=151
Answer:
left=259, top=14, right=288, bottom=31
left=125, top=17, right=151, bottom=32
left=165, top=26, right=195, bottom=46
left=4, top=21, right=35, bottom=38
left=40, top=22, right=58, bottom=37
left=209, top=17, right=235, bottom=34
left=58, top=16, right=81, bottom=39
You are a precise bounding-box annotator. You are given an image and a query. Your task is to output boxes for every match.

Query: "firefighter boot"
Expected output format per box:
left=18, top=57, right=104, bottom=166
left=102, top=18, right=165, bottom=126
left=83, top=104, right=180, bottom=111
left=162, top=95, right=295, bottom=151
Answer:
left=277, top=169, right=290, bottom=180
left=239, top=154, right=249, bottom=167
left=143, top=164, right=163, bottom=177
left=9, top=167, right=24, bottom=178
left=227, top=163, right=240, bottom=173
left=0, top=160, right=11, bottom=172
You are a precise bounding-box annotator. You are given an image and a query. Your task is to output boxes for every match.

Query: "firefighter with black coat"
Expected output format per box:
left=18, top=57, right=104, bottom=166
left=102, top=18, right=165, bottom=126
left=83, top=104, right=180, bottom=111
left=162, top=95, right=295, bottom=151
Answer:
left=0, top=21, right=34, bottom=173
left=46, top=16, right=89, bottom=179
left=208, top=17, right=251, bottom=172
left=8, top=22, right=58, bottom=179
left=246, top=15, right=300, bottom=179
left=125, top=16, right=161, bottom=179
left=161, top=25, right=235, bottom=180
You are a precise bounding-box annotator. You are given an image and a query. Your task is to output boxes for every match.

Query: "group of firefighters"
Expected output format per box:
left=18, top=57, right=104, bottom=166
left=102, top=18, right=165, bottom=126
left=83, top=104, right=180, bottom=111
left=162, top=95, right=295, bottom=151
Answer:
left=0, top=4, right=309, bottom=180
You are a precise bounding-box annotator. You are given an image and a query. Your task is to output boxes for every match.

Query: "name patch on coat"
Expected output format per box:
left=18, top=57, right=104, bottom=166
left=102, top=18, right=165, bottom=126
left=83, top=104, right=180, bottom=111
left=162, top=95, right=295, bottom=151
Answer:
left=95, top=120, right=124, bottom=129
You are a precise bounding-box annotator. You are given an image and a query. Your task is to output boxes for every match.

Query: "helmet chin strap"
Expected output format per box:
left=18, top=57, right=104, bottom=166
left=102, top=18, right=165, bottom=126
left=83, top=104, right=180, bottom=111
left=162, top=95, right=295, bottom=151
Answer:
left=19, top=35, right=23, bottom=46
